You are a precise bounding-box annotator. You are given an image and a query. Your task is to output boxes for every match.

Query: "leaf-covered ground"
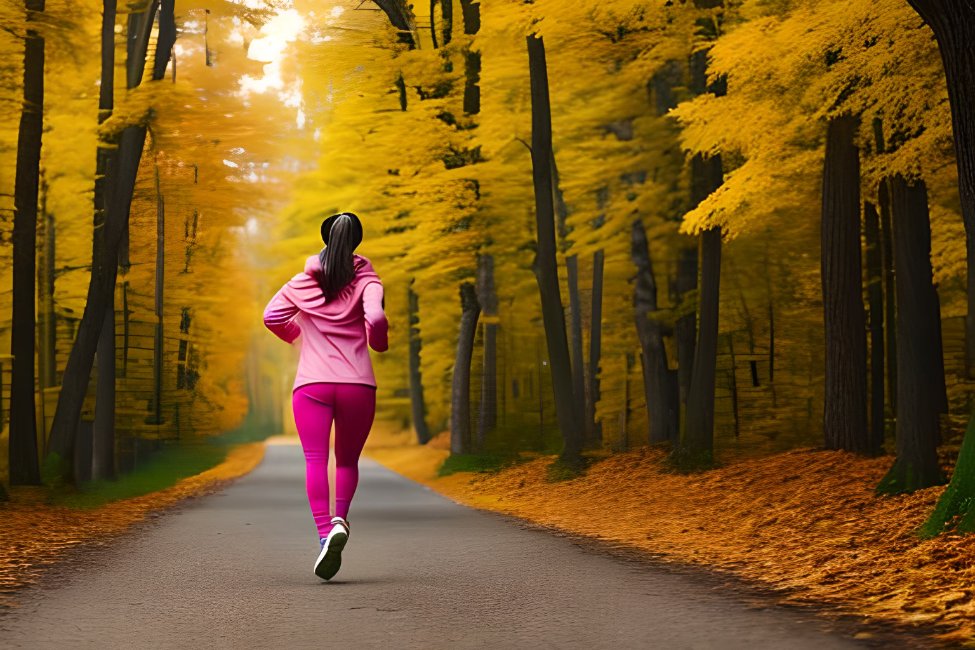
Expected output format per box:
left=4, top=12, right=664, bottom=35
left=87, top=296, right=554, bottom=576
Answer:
left=363, top=427, right=975, bottom=646
left=0, top=441, right=266, bottom=606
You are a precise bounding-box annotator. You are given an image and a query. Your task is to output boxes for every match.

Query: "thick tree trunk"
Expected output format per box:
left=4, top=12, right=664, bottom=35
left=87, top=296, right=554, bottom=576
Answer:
left=450, top=282, right=481, bottom=454
left=566, top=255, right=587, bottom=430
left=586, top=249, right=604, bottom=445
left=631, top=219, right=678, bottom=445
left=864, top=202, right=886, bottom=455
left=476, top=255, right=498, bottom=450
left=45, top=1, right=169, bottom=482
left=821, top=115, right=869, bottom=454
left=683, top=226, right=722, bottom=460
left=526, top=33, right=584, bottom=463
left=877, top=175, right=946, bottom=494
left=9, top=0, right=46, bottom=486
left=461, top=0, right=480, bottom=115
left=407, top=280, right=431, bottom=445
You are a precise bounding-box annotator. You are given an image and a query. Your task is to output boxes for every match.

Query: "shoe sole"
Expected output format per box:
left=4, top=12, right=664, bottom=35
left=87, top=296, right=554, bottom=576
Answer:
left=314, top=531, right=348, bottom=581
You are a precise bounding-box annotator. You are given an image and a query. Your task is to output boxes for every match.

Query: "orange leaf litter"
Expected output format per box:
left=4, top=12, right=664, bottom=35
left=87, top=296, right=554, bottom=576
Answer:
left=0, top=441, right=266, bottom=607
left=363, top=426, right=975, bottom=645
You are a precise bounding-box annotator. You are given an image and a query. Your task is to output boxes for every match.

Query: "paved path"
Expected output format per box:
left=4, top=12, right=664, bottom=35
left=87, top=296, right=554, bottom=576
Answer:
left=0, top=442, right=915, bottom=648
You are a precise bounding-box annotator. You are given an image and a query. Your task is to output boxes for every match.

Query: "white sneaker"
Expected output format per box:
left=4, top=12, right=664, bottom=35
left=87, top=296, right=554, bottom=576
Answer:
left=314, top=516, right=350, bottom=580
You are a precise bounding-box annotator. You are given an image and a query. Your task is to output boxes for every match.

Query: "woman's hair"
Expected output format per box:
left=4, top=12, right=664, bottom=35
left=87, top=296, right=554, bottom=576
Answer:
left=317, top=214, right=357, bottom=300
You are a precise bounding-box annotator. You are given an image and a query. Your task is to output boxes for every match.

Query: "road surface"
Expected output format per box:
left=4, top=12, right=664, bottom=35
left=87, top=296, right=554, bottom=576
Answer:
left=0, top=441, right=921, bottom=648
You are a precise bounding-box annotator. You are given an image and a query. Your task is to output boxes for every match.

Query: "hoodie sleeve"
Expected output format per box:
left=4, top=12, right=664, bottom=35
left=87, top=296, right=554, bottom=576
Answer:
left=362, top=281, right=388, bottom=352
left=263, top=281, right=302, bottom=344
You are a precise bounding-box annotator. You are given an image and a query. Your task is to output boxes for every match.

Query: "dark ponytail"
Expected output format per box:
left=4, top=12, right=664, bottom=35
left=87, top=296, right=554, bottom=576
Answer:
left=318, top=214, right=356, bottom=300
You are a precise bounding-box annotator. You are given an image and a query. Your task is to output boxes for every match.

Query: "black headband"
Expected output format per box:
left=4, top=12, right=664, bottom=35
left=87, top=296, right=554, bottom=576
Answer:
left=320, top=212, right=363, bottom=249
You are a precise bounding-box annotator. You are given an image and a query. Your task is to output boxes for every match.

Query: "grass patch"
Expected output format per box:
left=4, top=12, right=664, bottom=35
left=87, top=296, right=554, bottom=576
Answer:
left=437, top=452, right=525, bottom=477
left=47, top=440, right=231, bottom=509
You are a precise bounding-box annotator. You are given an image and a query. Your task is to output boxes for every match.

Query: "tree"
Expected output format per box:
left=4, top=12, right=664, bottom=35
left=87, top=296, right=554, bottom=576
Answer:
left=450, top=282, right=480, bottom=454
left=9, top=0, right=46, bottom=486
left=526, top=32, right=584, bottom=467
left=877, top=176, right=946, bottom=494
left=820, top=114, right=869, bottom=454
left=44, top=0, right=174, bottom=485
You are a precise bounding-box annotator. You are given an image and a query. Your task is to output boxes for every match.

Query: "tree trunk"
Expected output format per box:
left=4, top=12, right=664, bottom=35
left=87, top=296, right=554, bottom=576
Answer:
left=821, top=114, right=869, bottom=454
left=476, top=254, right=498, bottom=450
left=147, top=162, right=165, bottom=425
left=45, top=1, right=169, bottom=482
left=674, top=245, right=696, bottom=407
left=407, top=280, right=431, bottom=445
left=864, top=201, right=886, bottom=455
left=460, top=0, right=480, bottom=116
left=877, top=175, right=946, bottom=494
left=450, top=282, right=480, bottom=454
left=9, top=0, right=46, bottom=486
left=586, top=249, right=604, bottom=445
left=905, top=2, right=975, bottom=374
left=91, top=0, right=118, bottom=482
left=526, top=33, right=584, bottom=463
left=683, top=226, right=723, bottom=460
left=566, top=255, right=587, bottom=430
left=879, top=179, right=898, bottom=414
left=374, top=0, right=417, bottom=49
left=631, top=219, right=677, bottom=445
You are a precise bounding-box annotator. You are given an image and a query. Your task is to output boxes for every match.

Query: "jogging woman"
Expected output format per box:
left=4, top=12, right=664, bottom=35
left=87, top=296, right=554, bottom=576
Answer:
left=262, top=212, right=388, bottom=581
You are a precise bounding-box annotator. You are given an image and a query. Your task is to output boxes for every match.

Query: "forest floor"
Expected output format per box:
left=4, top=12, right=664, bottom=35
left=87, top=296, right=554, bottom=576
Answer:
left=0, top=440, right=266, bottom=605
left=362, top=426, right=975, bottom=646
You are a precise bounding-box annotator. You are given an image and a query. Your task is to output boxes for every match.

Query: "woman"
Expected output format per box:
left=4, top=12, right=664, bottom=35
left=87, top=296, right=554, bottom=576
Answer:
left=262, top=212, right=388, bottom=581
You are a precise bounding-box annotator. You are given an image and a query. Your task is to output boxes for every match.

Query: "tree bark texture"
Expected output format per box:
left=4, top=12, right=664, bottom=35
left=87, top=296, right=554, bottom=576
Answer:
left=864, top=202, right=886, bottom=455
left=821, top=115, right=869, bottom=454
left=631, top=219, right=678, bottom=445
left=527, top=33, right=584, bottom=461
left=476, top=254, right=498, bottom=450
left=9, top=0, right=46, bottom=486
left=683, top=226, right=723, bottom=458
left=450, top=282, right=480, bottom=454
left=566, top=255, right=587, bottom=430
left=877, top=175, right=947, bottom=494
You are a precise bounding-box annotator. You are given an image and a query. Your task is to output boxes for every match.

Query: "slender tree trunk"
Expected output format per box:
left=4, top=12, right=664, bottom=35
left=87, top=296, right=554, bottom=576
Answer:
left=9, top=0, right=46, bottom=486
left=674, top=245, right=696, bottom=407
left=450, top=282, right=481, bottom=454
left=91, top=0, right=118, bottom=482
left=566, top=255, right=587, bottom=430
left=407, top=280, right=431, bottom=444
left=879, top=179, right=898, bottom=414
left=864, top=202, right=886, bottom=455
left=45, top=1, right=169, bottom=482
left=147, top=162, right=165, bottom=425
left=821, top=114, right=869, bottom=454
left=476, top=254, right=498, bottom=450
left=586, top=249, right=604, bottom=445
left=683, top=226, right=723, bottom=460
left=877, top=175, right=946, bottom=494
left=526, top=33, right=584, bottom=463
left=461, top=0, right=480, bottom=115
left=631, top=219, right=677, bottom=445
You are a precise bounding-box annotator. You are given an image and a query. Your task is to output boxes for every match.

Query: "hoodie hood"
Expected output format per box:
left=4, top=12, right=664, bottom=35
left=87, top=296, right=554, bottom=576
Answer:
left=281, top=253, right=381, bottom=318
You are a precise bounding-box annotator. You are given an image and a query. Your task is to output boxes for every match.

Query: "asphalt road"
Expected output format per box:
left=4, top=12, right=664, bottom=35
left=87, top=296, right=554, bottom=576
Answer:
left=0, top=441, right=915, bottom=649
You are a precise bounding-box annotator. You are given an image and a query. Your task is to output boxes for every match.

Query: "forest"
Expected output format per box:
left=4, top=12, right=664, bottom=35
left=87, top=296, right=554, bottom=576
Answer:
left=2, top=0, right=975, bottom=579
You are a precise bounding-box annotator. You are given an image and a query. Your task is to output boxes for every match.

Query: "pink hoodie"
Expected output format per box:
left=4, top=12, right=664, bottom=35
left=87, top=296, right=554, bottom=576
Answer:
left=263, top=253, right=388, bottom=392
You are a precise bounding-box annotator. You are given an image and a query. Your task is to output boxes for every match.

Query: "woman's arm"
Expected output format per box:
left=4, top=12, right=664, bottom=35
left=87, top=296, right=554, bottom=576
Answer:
left=263, top=283, right=302, bottom=344
left=362, top=282, right=388, bottom=352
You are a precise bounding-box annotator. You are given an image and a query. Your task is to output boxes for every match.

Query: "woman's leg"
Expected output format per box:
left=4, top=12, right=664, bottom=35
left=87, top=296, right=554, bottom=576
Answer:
left=292, top=383, right=337, bottom=539
left=333, top=384, right=377, bottom=520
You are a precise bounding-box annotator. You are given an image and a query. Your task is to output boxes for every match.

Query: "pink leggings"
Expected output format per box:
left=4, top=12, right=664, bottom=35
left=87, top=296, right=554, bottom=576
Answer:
left=292, top=382, right=377, bottom=539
